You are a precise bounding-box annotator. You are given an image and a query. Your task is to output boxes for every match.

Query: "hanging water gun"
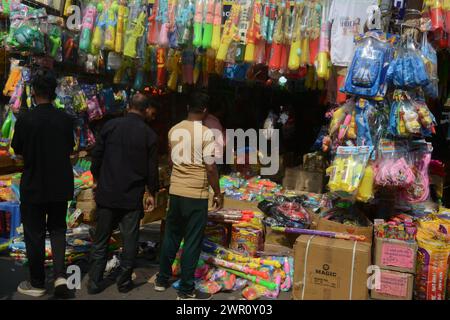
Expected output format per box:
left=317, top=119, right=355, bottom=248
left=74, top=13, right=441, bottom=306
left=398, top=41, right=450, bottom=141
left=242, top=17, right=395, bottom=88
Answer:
left=147, top=0, right=159, bottom=45
left=91, top=2, right=106, bottom=55
left=158, top=0, right=169, bottom=47
left=124, top=11, right=146, bottom=58
left=176, top=0, right=195, bottom=46
left=79, top=3, right=98, bottom=52
left=315, top=0, right=330, bottom=79
left=211, top=0, right=222, bottom=50
left=104, top=1, right=118, bottom=51
left=426, top=0, right=444, bottom=31
left=168, top=0, right=178, bottom=48
left=202, top=0, right=215, bottom=49
left=114, top=0, right=126, bottom=53
left=216, top=3, right=241, bottom=62
left=49, top=25, right=62, bottom=58
left=444, top=0, right=450, bottom=33
left=299, top=1, right=310, bottom=66
left=235, top=0, right=252, bottom=63
left=167, top=49, right=181, bottom=91
left=193, top=0, right=204, bottom=47
left=288, top=0, right=304, bottom=70
left=268, top=0, right=285, bottom=70
left=266, top=0, right=277, bottom=44
left=244, top=0, right=261, bottom=63
left=156, top=47, right=166, bottom=87
left=308, top=0, right=321, bottom=65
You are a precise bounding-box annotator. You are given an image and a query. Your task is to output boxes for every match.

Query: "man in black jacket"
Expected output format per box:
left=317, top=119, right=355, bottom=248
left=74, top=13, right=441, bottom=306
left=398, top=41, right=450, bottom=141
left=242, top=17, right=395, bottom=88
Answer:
left=11, top=71, right=75, bottom=298
left=88, top=93, right=159, bottom=294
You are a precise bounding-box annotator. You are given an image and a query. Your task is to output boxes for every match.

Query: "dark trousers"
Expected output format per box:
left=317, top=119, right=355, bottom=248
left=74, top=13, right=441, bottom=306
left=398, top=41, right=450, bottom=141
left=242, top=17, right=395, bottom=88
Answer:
left=88, top=206, right=142, bottom=290
left=157, top=194, right=208, bottom=294
left=20, top=202, right=68, bottom=288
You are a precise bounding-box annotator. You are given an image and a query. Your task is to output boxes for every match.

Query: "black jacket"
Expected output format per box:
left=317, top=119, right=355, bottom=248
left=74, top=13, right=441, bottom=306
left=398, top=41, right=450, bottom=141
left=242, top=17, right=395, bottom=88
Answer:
left=91, top=112, right=159, bottom=210
left=11, top=104, right=75, bottom=203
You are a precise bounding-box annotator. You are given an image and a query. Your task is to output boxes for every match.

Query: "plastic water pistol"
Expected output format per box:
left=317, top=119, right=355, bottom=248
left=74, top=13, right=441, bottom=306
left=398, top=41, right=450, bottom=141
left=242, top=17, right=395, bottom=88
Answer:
left=235, top=0, right=251, bottom=63
left=211, top=0, right=222, bottom=51
left=123, top=11, right=146, bottom=58
left=79, top=3, right=98, bottom=52
left=158, top=0, right=169, bottom=47
left=167, top=49, right=181, bottom=91
left=49, top=25, right=62, bottom=58
left=104, top=1, right=118, bottom=51
left=168, top=0, right=177, bottom=48
left=193, top=0, right=204, bottom=48
left=244, top=0, right=261, bottom=63
left=316, top=0, right=330, bottom=79
left=268, top=0, right=285, bottom=70
left=288, top=0, right=304, bottom=71
left=147, top=0, right=159, bottom=45
left=91, top=2, right=106, bottom=55
left=427, top=0, right=444, bottom=31
left=216, top=2, right=241, bottom=62
left=114, top=0, right=126, bottom=53
left=202, top=0, right=215, bottom=49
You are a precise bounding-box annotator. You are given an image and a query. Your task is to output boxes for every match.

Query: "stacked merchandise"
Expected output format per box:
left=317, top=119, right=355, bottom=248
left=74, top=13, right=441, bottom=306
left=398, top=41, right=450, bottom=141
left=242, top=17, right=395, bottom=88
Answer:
left=371, top=215, right=418, bottom=300
left=171, top=239, right=294, bottom=300
left=220, top=175, right=283, bottom=202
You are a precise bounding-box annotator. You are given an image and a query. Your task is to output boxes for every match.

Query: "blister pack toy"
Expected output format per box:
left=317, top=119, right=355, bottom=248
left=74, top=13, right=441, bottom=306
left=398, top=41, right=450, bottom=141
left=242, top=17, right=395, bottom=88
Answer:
left=326, top=146, right=373, bottom=196
left=342, top=31, right=393, bottom=99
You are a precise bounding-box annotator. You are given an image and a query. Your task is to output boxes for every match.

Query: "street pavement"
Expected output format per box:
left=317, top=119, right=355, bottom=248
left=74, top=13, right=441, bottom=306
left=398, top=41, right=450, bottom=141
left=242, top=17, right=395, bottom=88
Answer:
left=0, top=223, right=290, bottom=300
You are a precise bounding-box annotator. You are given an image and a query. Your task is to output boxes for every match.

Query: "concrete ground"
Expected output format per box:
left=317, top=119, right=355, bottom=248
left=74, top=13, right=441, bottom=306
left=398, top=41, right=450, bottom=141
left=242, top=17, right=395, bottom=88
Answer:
left=0, top=223, right=290, bottom=300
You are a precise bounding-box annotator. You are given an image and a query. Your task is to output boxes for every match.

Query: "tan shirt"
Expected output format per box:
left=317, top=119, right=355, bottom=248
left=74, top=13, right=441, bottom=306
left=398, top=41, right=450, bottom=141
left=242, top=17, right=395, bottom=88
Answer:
left=169, top=120, right=215, bottom=199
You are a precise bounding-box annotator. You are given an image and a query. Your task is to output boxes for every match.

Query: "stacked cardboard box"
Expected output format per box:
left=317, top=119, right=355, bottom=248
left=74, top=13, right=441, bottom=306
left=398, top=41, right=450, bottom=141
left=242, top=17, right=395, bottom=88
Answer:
left=371, top=237, right=418, bottom=300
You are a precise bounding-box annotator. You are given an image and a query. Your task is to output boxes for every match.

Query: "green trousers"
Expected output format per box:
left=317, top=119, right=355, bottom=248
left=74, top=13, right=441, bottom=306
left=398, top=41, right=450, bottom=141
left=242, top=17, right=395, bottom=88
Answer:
left=157, top=194, right=208, bottom=294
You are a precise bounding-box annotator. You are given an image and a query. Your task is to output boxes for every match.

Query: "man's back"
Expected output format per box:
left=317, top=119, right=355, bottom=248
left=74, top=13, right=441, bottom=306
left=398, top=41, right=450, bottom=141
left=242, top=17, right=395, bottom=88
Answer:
left=12, top=104, right=75, bottom=203
left=91, top=113, right=158, bottom=210
left=169, top=120, right=214, bottom=199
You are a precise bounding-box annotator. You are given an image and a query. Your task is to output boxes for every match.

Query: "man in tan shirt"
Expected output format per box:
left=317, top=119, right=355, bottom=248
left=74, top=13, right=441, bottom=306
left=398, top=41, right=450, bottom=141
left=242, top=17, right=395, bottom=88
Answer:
left=155, top=92, right=223, bottom=300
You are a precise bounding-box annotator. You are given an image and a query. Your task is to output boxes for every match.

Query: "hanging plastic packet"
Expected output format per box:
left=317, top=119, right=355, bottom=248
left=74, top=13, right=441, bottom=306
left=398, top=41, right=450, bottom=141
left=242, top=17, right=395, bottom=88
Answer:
left=420, top=33, right=439, bottom=99
left=342, top=31, right=394, bottom=99
left=355, top=98, right=373, bottom=147
left=326, top=145, right=373, bottom=197
left=386, top=36, right=430, bottom=89
left=374, top=140, right=415, bottom=188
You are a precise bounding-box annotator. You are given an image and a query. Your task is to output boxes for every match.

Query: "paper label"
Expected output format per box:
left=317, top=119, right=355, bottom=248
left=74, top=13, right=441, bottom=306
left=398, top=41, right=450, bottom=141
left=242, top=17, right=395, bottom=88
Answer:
left=376, top=272, right=408, bottom=297
left=381, top=243, right=414, bottom=269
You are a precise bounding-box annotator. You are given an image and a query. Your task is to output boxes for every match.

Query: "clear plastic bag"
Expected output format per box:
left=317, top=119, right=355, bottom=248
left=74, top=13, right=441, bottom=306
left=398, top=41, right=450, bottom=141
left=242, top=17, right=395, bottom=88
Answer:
left=420, top=33, right=439, bottom=99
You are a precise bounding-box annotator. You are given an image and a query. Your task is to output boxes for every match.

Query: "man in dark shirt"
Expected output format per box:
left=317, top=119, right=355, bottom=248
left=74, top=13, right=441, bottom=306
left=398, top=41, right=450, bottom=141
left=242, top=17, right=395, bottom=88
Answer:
left=88, top=93, right=159, bottom=294
left=11, top=71, right=75, bottom=298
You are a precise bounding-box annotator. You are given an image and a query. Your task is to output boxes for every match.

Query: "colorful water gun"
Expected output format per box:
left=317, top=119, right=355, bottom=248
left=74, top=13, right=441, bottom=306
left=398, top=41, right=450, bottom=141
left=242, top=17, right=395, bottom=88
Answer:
left=156, top=47, right=166, bottom=87
left=167, top=49, right=181, bottom=90
left=211, top=0, right=222, bottom=50
left=175, top=0, right=195, bottom=46
left=49, top=25, right=62, bottom=58
left=307, top=0, right=321, bottom=65
left=444, top=0, right=450, bottom=33
left=104, top=1, right=118, bottom=51
left=114, top=0, right=126, bottom=53
left=201, top=253, right=270, bottom=279
left=216, top=3, right=240, bottom=62
left=288, top=0, right=304, bottom=70
left=266, top=0, right=277, bottom=44
left=356, top=164, right=374, bottom=202
left=271, top=226, right=367, bottom=241
left=426, top=0, right=445, bottom=30
left=193, top=0, right=204, bottom=47
left=79, top=3, right=98, bottom=52
left=222, top=268, right=276, bottom=291
left=202, top=0, right=215, bottom=48
left=113, top=56, right=133, bottom=83
left=91, top=2, right=106, bottom=54
left=236, top=0, right=252, bottom=63
left=316, top=0, right=330, bottom=79
left=268, top=0, right=285, bottom=70
left=124, top=11, right=146, bottom=58
left=147, top=0, right=159, bottom=45
left=244, top=0, right=261, bottom=63
left=158, top=0, right=169, bottom=47
left=168, top=0, right=178, bottom=48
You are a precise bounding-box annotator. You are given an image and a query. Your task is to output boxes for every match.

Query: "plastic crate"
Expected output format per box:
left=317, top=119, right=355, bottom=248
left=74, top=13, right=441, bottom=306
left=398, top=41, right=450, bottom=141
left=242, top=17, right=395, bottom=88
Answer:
left=0, top=201, right=21, bottom=242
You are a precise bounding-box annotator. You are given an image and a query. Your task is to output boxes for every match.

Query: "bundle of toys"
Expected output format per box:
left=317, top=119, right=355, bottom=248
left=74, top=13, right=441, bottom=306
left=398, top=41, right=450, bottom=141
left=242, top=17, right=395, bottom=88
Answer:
left=220, top=175, right=283, bottom=202
left=171, top=239, right=293, bottom=300
left=374, top=214, right=418, bottom=241
left=258, top=195, right=312, bottom=229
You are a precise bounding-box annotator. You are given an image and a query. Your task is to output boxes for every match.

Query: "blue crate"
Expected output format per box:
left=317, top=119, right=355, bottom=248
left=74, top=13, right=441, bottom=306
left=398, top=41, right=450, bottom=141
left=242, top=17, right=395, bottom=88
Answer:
left=0, top=201, right=21, bottom=240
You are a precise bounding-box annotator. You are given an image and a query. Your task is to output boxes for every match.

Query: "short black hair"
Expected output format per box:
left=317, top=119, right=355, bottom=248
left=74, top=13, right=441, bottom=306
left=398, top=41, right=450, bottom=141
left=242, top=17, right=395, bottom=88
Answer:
left=31, top=70, right=57, bottom=100
left=130, top=93, right=150, bottom=112
left=188, top=91, right=209, bottom=114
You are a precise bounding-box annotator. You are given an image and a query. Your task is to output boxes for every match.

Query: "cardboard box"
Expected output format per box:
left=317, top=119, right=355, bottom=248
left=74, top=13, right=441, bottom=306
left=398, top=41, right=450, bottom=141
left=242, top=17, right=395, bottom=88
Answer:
left=208, top=193, right=262, bottom=213
left=316, top=217, right=374, bottom=244
left=141, top=190, right=168, bottom=225
left=263, top=243, right=293, bottom=257
left=77, top=189, right=95, bottom=201
left=370, top=269, right=414, bottom=300
left=76, top=200, right=96, bottom=222
left=374, top=237, right=418, bottom=274
left=282, top=167, right=301, bottom=190
left=293, top=235, right=371, bottom=300
left=295, top=170, right=325, bottom=194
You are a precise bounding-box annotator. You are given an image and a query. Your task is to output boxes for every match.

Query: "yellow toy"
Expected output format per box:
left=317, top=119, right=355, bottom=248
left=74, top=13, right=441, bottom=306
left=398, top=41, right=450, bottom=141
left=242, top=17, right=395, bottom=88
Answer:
left=91, top=2, right=105, bottom=54
left=211, top=0, right=223, bottom=51
left=288, top=1, right=303, bottom=70
left=104, top=1, right=118, bottom=51
left=216, top=3, right=240, bottom=62
left=115, top=1, right=126, bottom=53
left=346, top=111, right=356, bottom=139
left=167, top=49, right=181, bottom=91
left=356, top=164, right=374, bottom=202
left=123, top=11, right=146, bottom=58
